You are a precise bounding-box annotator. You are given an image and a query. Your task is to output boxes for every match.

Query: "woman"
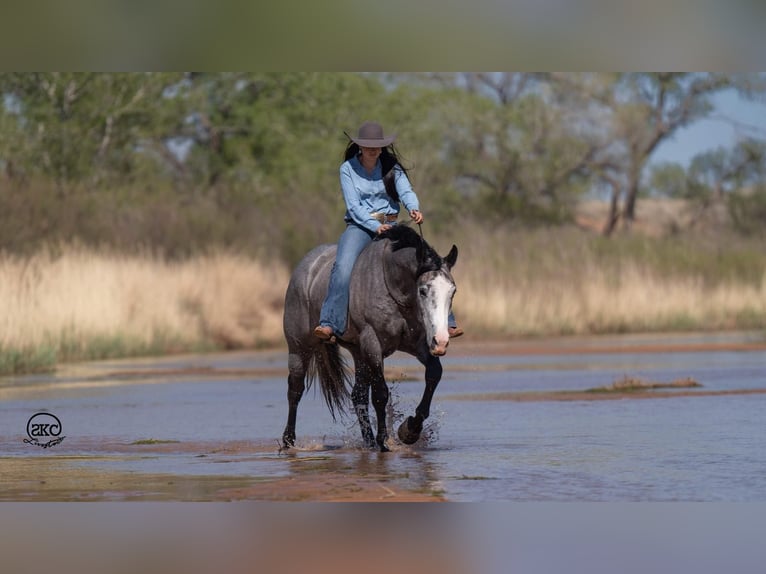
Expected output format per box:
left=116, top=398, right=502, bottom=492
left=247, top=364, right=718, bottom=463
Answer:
left=313, top=121, right=462, bottom=341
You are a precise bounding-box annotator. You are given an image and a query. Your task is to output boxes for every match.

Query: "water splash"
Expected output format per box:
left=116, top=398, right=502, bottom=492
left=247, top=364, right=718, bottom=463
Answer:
left=387, top=381, right=443, bottom=449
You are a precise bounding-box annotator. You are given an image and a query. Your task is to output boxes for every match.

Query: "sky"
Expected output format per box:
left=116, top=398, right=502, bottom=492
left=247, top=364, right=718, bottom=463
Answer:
left=651, top=90, right=766, bottom=167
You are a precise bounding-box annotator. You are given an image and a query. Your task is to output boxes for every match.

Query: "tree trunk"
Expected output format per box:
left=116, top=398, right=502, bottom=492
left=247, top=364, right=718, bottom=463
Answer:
left=603, top=181, right=621, bottom=237
left=623, top=181, right=638, bottom=229
left=623, top=164, right=643, bottom=228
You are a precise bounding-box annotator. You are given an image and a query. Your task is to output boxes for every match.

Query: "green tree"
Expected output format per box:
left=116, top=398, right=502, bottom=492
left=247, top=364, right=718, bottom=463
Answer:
left=689, top=139, right=766, bottom=200
left=688, top=139, right=766, bottom=232
left=180, top=72, right=403, bottom=262
left=0, top=73, right=185, bottom=191
left=648, top=139, right=766, bottom=232
left=431, top=72, right=603, bottom=223
left=647, top=161, right=689, bottom=198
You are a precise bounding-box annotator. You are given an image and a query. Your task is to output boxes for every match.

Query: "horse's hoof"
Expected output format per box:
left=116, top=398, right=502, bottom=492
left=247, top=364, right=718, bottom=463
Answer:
left=397, top=416, right=422, bottom=445
left=362, top=436, right=376, bottom=450
left=377, top=436, right=391, bottom=452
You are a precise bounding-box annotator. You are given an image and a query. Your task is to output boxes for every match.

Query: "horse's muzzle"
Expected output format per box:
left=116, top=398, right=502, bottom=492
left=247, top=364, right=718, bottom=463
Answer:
left=430, top=337, right=449, bottom=356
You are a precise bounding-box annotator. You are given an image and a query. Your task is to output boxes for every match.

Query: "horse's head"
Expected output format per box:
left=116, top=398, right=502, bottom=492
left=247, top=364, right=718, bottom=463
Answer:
left=380, top=225, right=459, bottom=357
left=416, top=240, right=458, bottom=356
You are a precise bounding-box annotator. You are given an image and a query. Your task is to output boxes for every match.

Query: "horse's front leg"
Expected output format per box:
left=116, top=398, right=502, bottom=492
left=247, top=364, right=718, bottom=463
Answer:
left=398, top=354, right=442, bottom=445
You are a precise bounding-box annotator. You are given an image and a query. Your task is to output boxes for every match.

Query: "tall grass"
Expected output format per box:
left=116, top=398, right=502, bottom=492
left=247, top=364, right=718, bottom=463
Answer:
left=2, top=226, right=766, bottom=375
left=447, top=224, right=766, bottom=337
left=0, top=246, right=289, bottom=374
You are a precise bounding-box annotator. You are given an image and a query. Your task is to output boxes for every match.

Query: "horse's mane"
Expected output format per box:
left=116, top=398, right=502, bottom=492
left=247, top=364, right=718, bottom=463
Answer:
left=377, top=225, right=444, bottom=274
left=377, top=224, right=422, bottom=250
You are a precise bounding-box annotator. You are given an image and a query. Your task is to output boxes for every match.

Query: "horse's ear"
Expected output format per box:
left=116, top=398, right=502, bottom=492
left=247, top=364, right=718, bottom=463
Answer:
left=444, top=245, right=458, bottom=270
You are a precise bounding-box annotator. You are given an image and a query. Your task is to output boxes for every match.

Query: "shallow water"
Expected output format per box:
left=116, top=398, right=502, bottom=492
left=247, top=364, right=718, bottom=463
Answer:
left=2, top=331, right=766, bottom=501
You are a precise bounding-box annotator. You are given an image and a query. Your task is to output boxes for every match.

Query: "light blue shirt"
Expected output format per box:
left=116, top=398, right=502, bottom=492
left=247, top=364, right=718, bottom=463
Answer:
left=340, top=155, right=420, bottom=233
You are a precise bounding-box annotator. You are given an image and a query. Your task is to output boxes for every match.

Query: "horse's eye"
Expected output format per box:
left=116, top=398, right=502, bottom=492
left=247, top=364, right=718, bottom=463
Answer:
left=418, top=286, right=428, bottom=297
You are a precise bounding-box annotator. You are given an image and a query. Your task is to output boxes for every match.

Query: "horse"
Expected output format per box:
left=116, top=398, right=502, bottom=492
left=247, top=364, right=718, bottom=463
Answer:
left=282, top=225, right=458, bottom=452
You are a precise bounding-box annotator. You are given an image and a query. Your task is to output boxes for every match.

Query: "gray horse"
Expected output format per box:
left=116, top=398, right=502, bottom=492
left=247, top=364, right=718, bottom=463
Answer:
left=282, top=225, right=458, bottom=452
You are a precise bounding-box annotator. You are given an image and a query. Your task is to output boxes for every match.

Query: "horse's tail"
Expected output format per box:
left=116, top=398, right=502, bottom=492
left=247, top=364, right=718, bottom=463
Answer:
left=306, top=343, right=352, bottom=421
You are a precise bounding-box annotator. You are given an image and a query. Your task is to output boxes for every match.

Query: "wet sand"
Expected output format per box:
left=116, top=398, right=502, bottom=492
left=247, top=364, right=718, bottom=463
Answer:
left=2, top=439, right=445, bottom=502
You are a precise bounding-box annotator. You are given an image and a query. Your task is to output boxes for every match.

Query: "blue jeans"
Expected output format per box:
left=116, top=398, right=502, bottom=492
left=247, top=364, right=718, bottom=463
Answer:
left=319, top=222, right=375, bottom=335
left=319, top=222, right=457, bottom=335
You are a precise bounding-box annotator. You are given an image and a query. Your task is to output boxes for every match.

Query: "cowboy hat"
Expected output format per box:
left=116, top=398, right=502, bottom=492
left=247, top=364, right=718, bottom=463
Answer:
left=347, top=121, right=396, bottom=147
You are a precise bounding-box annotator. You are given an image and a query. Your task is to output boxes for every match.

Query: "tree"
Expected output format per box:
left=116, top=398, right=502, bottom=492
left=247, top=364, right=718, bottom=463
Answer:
left=647, top=139, right=766, bottom=231
left=688, top=139, right=766, bottom=231
left=647, top=161, right=689, bottom=199
left=433, top=72, right=604, bottom=222
left=601, top=73, right=763, bottom=235
left=179, top=72, right=404, bottom=262
left=0, top=72, right=187, bottom=190
left=689, top=139, right=766, bottom=200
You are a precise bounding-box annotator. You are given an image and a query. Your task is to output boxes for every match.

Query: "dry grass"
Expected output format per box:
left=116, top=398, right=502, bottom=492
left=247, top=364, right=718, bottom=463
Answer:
left=0, top=246, right=289, bottom=371
left=446, top=224, right=766, bottom=337
left=457, top=260, right=766, bottom=336
left=2, top=223, right=766, bottom=373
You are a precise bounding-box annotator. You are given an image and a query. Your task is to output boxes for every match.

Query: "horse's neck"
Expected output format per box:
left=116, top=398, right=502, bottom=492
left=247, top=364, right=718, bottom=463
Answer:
left=383, top=243, right=418, bottom=308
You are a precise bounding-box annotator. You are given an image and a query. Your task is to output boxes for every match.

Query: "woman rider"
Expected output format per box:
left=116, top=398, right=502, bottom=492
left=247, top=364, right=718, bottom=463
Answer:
left=313, top=121, right=462, bottom=341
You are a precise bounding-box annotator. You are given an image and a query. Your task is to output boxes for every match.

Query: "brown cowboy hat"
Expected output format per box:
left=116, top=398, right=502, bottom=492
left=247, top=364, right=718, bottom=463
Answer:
left=347, top=121, right=396, bottom=147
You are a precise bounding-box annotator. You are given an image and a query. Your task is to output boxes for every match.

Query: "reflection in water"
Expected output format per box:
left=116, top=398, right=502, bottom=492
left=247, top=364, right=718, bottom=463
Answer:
left=282, top=447, right=444, bottom=499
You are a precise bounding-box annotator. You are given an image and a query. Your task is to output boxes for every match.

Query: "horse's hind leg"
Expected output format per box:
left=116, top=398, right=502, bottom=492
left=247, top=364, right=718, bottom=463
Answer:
left=351, top=367, right=375, bottom=449
left=282, top=351, right=308, bottom=448
left=370, top=367, right=390, bottom=452
left=398, top=355, right=442, bottom=445
left=352, top=368, right=390, bottom=452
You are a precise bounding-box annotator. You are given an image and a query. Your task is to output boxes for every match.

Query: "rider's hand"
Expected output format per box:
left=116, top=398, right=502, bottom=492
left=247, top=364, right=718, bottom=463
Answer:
left=409, top=209, right=424, bottom=224
left=377, top=223, right=393, bottom=234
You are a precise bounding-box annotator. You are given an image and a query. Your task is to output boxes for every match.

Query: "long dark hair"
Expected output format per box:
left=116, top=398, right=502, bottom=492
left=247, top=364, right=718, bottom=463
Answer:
left=344, top=142, right=409, bottom=204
